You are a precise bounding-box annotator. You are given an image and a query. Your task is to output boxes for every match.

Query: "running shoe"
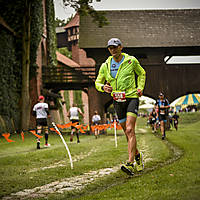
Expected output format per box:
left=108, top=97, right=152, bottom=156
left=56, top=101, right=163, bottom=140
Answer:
left=44, top=143, right=51, bottom=147
left=135, top=152, right=144, bottom=172
left=37, top=142, right=40, bottom=149
left=121, top=162, right=134, bottom=176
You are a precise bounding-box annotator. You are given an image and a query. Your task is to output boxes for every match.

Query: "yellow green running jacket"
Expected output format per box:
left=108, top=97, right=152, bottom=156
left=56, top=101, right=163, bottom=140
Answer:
left=95, top=53, right=146, bottom=98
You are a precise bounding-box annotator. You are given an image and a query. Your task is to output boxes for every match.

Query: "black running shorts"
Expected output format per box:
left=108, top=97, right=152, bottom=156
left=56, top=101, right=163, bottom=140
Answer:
left=159, top=114, right=167, bottom=122
left=36, top=118, right=48, bottom=126
left=113, top=98, right=139, bottom=122
left=71, top=120, right=79, bottom=129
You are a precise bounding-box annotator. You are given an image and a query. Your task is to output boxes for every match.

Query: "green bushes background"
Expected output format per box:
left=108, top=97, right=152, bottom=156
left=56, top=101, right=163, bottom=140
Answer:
left=0, top=0, right=56, bottom=133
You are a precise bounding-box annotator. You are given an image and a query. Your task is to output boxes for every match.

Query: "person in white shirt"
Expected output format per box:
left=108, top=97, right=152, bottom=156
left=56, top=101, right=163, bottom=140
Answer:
left=32, top=95, right=50, bottom=149
left=67, top=103, right=84, bottom=143
left=92, top=110, right=101, bottom=139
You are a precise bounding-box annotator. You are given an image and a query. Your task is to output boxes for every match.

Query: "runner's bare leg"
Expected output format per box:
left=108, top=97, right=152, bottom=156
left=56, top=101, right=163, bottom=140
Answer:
left=120, top=115, right=138, bottom=163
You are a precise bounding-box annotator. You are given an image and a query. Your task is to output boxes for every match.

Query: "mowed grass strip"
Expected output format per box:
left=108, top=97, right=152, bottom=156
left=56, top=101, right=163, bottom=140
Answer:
left=67, top=112, right=200, bottom=200
left=1, top=115, right=177, bottom=199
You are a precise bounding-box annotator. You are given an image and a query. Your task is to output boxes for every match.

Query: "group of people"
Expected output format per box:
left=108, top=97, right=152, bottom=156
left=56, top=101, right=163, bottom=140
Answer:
left=33, top=37, right=179, bottom=176
left=32, top=96, right=103, bottom=147
left=148, top=93, right=180, bottom=139
left=33, top=99, right=84, bottom=147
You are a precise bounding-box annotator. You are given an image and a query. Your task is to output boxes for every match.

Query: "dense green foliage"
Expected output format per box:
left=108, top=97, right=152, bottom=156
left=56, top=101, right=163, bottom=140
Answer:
left=63, top=90, right=71, bottom=111
left=0, top=29, right=21, bottom=132
left=63, top=0, right=108, bottom=27
left=55, top=17, right=67, bottom=27
left=57, top=47, right=72, bottom=59
left=0, top=0, right=43, bottom=133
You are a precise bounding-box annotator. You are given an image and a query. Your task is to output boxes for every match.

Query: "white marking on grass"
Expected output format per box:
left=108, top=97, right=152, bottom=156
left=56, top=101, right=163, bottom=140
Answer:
left=3, top=129, right=153, bottom=200
left=137, top=129, right=153, bottom=163
left=4, top=166, right=119, bottom=200
left=29, top=148, right=97, bottom=173
left=137, top=128, right=147, bottom=133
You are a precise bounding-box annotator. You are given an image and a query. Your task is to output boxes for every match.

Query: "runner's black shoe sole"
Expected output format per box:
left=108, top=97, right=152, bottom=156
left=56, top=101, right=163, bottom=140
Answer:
left=37, top=142, right=40, bottom=149
left=121, top=165, right=134, bottom=176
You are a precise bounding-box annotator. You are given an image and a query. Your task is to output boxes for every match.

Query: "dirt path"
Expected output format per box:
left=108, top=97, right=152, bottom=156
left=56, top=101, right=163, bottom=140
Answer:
left=3, top=166, right=119, bottom=200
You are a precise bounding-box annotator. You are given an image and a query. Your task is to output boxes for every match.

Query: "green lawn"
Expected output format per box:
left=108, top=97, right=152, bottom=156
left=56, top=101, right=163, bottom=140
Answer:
left=0, top=112, right=200, bottom=200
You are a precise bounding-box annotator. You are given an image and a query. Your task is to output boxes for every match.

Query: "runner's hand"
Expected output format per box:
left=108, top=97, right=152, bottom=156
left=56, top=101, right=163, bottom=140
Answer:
left=103, top=83, right=113, bottom=93
left=137, top=89, right=143, bottom=97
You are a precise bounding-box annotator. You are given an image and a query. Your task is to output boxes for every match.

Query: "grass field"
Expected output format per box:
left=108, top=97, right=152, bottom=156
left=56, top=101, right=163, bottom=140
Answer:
left=0, top=112, right=200, bottom=200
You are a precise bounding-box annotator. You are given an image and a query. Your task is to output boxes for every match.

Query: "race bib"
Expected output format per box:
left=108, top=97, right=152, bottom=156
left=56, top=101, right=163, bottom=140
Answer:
left=160, top=110, right=165, bottom=115
left=113, top=91, right=126, bottom=102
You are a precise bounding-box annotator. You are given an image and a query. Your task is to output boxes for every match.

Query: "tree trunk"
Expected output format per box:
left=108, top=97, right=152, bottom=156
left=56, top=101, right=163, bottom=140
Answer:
left=21, top=0, right=31, bottom=131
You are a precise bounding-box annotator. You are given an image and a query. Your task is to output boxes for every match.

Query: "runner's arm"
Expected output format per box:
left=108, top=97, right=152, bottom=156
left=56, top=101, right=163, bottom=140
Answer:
left=67, top=110, right=70, bottom=118
left=95, top=64, right=106, bottom=92
left=32, top=110, right=36, bottom=117
left=134, top=59, right=146, bottom=93
left=78, top=108, right=84, bottom=117
left=32, top=106, right=36, bottom=116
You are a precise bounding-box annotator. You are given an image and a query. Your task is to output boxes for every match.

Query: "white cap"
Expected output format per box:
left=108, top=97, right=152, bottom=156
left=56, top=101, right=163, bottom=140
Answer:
left=107, top=38, right=122, bottom=47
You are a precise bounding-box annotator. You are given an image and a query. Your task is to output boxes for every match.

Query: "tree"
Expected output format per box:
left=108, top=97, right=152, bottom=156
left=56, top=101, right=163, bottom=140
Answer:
left=63, top=0, right=108, bottom=27
left=57, top=47, right=72, bottom=58
left=55, top=17, right=67, bottom=27
left=21, top=0, right=31, bottom=131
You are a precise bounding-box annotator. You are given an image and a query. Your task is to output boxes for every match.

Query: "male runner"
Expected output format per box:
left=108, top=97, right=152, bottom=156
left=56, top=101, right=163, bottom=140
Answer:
left=32, top=95, right=50, bottom=149
left=149, top=108, right=157, bottom=133
left=92, top=110, right=101, bottom=139
left=155, top=92, right=170, bottom=140
left=67, top=103, right=84, bottom=143
left=172, top=111, right=179, bottom=131
left=95, top=38, right=146, bottom=175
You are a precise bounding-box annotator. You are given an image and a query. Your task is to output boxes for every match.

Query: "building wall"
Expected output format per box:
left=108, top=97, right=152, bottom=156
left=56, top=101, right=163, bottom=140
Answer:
left=82, top=91, right=89, bottom=124
left=59, top=90, right=89, bottom=125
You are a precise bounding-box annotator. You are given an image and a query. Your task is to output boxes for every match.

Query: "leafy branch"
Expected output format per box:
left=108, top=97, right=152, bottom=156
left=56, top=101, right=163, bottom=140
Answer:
left=63, top=0, right=108, bottom=27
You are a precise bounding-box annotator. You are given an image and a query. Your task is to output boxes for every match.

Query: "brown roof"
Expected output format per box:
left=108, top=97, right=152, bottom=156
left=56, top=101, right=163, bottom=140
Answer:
left=56, top=51, right=80, bottom=68
left=64, top=12, right=79, bottom=29
left=79, top=9, right=200, bottom=48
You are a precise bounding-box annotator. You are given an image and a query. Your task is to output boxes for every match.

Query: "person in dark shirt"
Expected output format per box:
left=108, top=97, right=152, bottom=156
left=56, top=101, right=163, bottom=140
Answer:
left=149, top=108, right=157, bottom=133
left=155, top=92, right=170, bottom=140
left=172, top=112, right=179, bottom=131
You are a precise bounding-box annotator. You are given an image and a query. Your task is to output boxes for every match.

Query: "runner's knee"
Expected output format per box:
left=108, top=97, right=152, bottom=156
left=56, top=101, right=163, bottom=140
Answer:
left=125, top=125, right=135, bottom=137
left=37, top=126, right=42, bottom=133
left=44, top=126, right=48, bottom=133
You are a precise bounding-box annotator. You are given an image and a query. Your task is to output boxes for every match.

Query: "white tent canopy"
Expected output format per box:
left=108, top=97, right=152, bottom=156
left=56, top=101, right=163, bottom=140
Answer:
left=139, top=104, right=155, bottom=109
